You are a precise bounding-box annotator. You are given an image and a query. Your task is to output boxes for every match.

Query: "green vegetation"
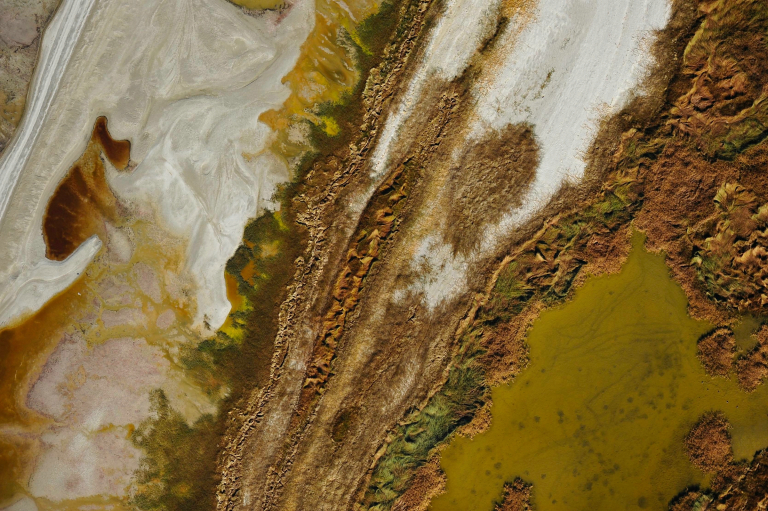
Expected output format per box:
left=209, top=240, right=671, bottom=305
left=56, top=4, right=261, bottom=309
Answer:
left=364, top=333, right=486, bottom=509
left=132, top=391, right=219, bottom=511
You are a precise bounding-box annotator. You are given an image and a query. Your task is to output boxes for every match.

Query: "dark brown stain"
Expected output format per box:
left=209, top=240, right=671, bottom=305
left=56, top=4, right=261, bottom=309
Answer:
left=42, top=117, right=131, bottom=261
left=92, top=116, right=131, bottom=170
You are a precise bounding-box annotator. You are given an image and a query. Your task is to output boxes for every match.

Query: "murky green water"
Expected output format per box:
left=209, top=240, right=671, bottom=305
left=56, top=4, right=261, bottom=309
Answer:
left=432, top=234, right=768, bottom=511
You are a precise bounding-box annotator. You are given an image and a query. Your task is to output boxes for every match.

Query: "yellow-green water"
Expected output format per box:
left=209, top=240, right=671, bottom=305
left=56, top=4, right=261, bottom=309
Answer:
left=432, top=234, right=768, bottom=511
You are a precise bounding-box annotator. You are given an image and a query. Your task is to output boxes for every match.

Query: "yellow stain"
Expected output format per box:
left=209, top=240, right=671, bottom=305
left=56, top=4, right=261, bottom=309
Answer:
left=321, top=116, right=341, bottom=136
left=260, top=0, right=380, bottom=156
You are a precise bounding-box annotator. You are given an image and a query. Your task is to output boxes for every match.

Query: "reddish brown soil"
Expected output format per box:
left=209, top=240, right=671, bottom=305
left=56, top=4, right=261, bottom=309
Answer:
left=685, top=412, right=733, bottom=472
left=698, top=328, right=736, bottom=377
left=92, top=116, right=131, bottom=169
left=494, top=479, right=533, bottom=511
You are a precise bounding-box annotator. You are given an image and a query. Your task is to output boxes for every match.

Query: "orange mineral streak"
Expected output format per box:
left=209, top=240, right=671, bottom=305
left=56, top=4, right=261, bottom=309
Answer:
left=225, top=272, right=245, bottom=313
left=42, top=116, right=131, bottom=261
left=260, top=0, right=377, bottom=153
left=0, top=219, right=198, bottom=504
left=240, top=259, right=257, bottom=286
left=0, top=275, right=90, bottom=426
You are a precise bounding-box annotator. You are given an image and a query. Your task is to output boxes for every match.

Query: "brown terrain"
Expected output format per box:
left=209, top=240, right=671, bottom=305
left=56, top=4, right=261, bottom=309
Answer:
left=494, top=480, right=533, bottom=511
left=4, top=0, right=768, bottom=508
left=685, top=412, right=734, bottom=473
left=698, top=328, right=737, bottom=377
left=673, top=412, right=768, bottom=511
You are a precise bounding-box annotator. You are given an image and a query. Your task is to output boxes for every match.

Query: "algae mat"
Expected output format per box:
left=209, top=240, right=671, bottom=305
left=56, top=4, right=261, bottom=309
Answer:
left=432, top=234, right=768, bottom=511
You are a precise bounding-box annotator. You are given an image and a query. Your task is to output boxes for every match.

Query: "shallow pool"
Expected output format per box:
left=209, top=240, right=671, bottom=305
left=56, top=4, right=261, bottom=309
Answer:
left=432, top=233, right=768, bottom=511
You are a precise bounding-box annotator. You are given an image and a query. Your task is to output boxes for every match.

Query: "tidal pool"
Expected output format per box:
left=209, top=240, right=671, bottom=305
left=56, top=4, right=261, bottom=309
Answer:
left=432, top=233, right=768, bottom=511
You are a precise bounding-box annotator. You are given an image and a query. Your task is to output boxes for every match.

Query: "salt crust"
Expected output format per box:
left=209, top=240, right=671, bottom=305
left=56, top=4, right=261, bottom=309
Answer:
left=0, top=0, right=314, bottom=332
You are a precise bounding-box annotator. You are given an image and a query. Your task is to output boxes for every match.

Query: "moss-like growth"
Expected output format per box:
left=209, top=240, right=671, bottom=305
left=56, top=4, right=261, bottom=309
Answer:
left=131, top=391, right=219, bottom=511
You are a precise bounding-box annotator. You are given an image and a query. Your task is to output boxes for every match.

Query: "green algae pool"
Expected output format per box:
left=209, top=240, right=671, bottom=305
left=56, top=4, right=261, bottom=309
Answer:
left=431, top=233, right=768, bottom=511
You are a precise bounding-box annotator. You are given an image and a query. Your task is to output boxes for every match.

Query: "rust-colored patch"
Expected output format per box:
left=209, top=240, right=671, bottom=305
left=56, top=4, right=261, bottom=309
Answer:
left=225, top=273, right=244, bottom=313
left=0, top=276, right=90, bottom=425
left=697, top=327, right=736, bottom=377
left=494, top=479, right=533, bottom=511
left=0, top=438, right=22, bottom=501
left=92, top=116, right=131, bottom=170
left=684, top=411, right=733, bottom=473
left=240, top=259, right=257, bottom=286
left=42, top=116, right=131, bottom=261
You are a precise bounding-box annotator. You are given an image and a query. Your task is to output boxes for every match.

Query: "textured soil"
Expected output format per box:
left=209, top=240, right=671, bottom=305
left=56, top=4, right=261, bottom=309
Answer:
left=736, top=326, right=768, bottom=392
left=698, top=328, right=737, bottom=377
left=494, top=479, right=533, bottom=511
left=672, top=448, right=768, bottom=511
left=685, top=412, right=734, bottom=473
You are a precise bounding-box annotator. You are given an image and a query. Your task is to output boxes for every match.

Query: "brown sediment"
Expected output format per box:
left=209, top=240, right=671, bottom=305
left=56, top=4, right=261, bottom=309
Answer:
left=0, top=275, right=91, bottom=425
left=697, top=327, right=736, bottom=377
left=42, top=116, right=131, bottom=261
left=736, top=325, right=768, bottom=391
left=444, top=124, right=539, bottom=255
left=0, top=213, right=201, bottom=505
left=0, top=438, right=23, bottom=502
left=685, top=412, right=733, bottom=473
left=227, top=0, right=285, bottom=10
left=494, top=479, right=533, bottom=511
